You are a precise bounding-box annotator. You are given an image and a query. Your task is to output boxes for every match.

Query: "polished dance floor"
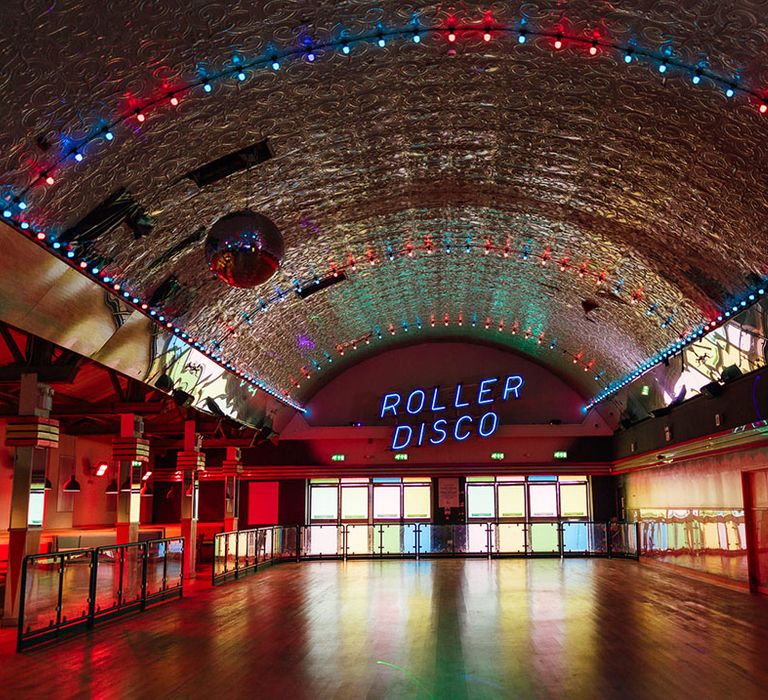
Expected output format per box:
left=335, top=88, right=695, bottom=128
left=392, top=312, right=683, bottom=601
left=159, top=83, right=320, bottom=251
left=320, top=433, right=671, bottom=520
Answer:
left=2, top=559, right=768, bottom=699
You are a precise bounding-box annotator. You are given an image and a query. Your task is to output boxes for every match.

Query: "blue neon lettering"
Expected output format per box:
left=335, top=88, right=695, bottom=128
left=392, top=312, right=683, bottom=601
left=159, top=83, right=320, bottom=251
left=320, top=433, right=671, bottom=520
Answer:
left=477, top=377, right=498, bottom=404
left=392, top=424, right=413, bottom=450
left=406, top=389, right=426, bottom=414
left=454, top=384, right=470, bottom=408
left=417, top=422, right=426, bottom=446
left=430, top=419, right=448, bottom=445
left=430, top=386, right=446, bottom=412
left=503, top=375, right=524, bottom=400
left=454, top=415, right=472, bottom=441
left=478, top=411, right=498, bottom=437
left=381, top=392, right=401, bottom=417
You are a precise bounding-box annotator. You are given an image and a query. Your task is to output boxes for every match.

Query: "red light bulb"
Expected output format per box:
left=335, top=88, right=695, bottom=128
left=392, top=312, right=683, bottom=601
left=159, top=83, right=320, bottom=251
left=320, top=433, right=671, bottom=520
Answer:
left=45, top=175, right=55, bottom=185
left=170, top=96, right=179, bottom=106
left=136, top=112, right=145, bottom=122
left=760, top=103, right=768, bottom=114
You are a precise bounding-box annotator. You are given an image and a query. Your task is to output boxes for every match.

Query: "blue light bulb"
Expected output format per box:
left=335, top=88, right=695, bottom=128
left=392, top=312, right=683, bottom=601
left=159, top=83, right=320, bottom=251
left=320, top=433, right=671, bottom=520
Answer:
left=74, top=152, right=83, bottom=162
left=624, top=52, right=633, bottom=64
left=17, top=201, right=26, bottom=210
left=341, top=44, right=350, bottom=55
left=518, top=33, right=527, bottom=44
left=412, top=33, right=420, bottom=43
left=2, top=210, right=11, bottom=218
left=20, top=222, right=29, bottom=229
left=203, top=82, right=212, bottom=92
left=307, top=51, right=315, bottom=62
left=725, top=86, right=735, bottom=98
left=692, top=73, right=701, bottom=85
left=237, top=71, right=246, bottom=81
left=659, top=63, right=667, bottom=73
left=272, top=60, right=280, bottom=70
left=377, top=36, right=386, bottom=48
left=105, top=130, right=114, bottom=141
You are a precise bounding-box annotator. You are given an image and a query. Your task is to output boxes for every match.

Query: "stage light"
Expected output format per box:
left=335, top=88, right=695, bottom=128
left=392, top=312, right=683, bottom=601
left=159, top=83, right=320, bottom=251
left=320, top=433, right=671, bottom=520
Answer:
left=95, top=461, right=109, bottom=477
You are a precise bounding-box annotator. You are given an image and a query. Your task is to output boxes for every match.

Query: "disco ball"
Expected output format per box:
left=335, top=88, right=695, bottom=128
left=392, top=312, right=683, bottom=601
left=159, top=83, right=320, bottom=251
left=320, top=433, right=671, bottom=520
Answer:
left=205, top=210, right=285, bottom=288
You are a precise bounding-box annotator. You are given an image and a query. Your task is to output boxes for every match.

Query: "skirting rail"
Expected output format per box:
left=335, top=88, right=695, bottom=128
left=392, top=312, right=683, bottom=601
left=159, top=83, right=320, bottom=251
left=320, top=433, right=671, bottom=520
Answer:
left=17, top=537, right=184, bottom=651
left=213, top=521, right=640, bottom=585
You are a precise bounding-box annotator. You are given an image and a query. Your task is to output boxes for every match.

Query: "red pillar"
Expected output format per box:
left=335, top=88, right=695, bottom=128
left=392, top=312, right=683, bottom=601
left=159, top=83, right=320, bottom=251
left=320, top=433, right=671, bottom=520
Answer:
left=2, top=374, right=58, bottom=626
left=223, top=447, right=242, bottom=532
left=178, top=420, right=203, bottom=579
left=113, top=414, right=150, bottom=545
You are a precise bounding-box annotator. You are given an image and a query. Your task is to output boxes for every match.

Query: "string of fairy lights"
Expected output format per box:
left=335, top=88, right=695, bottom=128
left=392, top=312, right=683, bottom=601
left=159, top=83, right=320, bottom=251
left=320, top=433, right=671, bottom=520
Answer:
left=1, top=14, right=767, bottom=411
left=216, top=237, right=682, bottom=345
left=290, top=312, right=603, bottom=391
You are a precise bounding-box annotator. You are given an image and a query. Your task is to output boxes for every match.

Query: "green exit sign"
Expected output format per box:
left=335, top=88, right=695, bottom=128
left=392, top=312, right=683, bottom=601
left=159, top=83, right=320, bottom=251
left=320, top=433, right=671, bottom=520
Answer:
left=554, top=451, right=568, bottom=459
left=394, top=453, right=409, bottom=461
left=331, top=454, right=345, bottom=462
left=490, top=452, right=505, bottom=460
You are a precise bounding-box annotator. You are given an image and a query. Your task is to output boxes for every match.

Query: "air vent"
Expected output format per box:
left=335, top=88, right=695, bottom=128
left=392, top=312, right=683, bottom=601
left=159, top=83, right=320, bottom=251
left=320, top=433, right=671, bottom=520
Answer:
left=297, top=271, right=348, bottom=299
left=62, top=188, right=153, bottom=243
left=185, top=139, right=273, bottom=188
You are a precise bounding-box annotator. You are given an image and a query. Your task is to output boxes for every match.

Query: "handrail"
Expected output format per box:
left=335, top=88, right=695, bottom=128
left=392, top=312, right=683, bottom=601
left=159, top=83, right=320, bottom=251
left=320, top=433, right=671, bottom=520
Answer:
left=17, top=536, right=184, bottom=651
left=212, top=521, right=639, bottom=585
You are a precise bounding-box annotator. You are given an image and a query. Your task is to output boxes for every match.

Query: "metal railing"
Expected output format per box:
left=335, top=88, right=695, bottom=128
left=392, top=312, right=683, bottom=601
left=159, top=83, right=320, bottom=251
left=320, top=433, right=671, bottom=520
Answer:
left=17, top=537, right=184, bottom=651
left=213, top=522, right=639, bottom=585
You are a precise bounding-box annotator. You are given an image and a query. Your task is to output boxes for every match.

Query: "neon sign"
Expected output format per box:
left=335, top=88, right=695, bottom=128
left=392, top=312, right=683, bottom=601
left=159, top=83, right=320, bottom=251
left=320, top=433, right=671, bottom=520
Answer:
left=380, top=375, right=524, bottom=450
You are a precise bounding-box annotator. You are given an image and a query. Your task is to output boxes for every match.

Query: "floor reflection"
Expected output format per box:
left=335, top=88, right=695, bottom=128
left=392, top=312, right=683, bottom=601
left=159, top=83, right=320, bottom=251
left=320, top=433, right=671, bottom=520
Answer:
left=3, top=559, right=768, bottom=699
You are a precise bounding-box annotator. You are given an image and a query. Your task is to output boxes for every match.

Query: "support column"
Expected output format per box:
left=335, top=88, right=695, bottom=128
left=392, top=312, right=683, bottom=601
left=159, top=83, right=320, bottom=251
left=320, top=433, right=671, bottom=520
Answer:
left=178, top=420, right=204, bottom=579
left=113, top=414, right=150, bottom=545
left=222, top=447, right=242, bottom=532
left=2, top=374, right=58, bottom=625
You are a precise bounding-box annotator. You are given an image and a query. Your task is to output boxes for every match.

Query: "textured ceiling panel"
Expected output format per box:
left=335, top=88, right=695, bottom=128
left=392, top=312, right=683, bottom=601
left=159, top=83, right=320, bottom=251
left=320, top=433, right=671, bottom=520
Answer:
left=1, top=1, right=767, bottom=406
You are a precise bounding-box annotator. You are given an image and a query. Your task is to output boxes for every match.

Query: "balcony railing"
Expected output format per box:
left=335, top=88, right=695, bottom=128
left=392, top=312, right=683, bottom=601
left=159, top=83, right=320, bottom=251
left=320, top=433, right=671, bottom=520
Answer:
left=213, top=521, right=639, bottom=584
left=17, top=537, right=184, bottom=651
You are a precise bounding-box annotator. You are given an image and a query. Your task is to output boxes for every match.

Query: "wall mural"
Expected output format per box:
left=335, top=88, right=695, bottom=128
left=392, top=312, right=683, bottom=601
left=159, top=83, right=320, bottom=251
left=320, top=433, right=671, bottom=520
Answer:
left=145, top=330, right=272, bottom=431
left=617, top=299, right=768, bottom=422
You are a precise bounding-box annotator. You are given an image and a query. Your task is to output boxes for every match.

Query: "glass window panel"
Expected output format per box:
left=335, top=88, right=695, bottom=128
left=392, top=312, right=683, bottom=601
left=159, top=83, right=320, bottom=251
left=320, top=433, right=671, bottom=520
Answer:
left=496, top=523, right=526, bottom=553
left=560, top=484, right=589, bottom=517
left=341, top=477, right=369, bottom=483
left=528, top=475, right=557, bottom=482
left=498, top=484, right=525, bottom=518
left=497, top=476, right=525, bottom=482
left=341, top=486, right=369, bottom=520
left=559, top=475, right=587, bottom=482
left=467, top=476, right=494, bottom=482
left=373, top=486, right=402, bottom=520
left=530, top=522, right=560, bottom=552
left=310, top=486, right=338, bottom=521
left=403, top=477, right=430, bottom=483
left=373, top=477, right=402, bottom=483
left=467, top=484, right=496, bottom=519
left=310, top=478, right=339, bottom=484
left=529, top=484, right=558, bottom=517
left=404, top=486, right=431, bottom=519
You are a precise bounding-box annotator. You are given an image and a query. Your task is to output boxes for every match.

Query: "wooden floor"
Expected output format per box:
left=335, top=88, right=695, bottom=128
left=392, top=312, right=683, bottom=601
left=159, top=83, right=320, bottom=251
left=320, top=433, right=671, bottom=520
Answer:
left=2, top=558, right=768, bottom=699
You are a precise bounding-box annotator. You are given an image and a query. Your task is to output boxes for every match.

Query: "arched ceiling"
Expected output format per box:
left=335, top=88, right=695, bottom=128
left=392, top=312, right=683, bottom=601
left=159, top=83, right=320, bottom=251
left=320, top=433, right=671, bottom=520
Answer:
left=1, top=0, right=767, bottom=410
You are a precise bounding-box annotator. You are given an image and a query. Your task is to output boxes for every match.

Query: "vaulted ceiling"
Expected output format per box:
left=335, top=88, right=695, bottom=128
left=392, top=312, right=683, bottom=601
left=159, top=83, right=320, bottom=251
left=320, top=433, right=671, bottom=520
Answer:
left=1, top=0, right=767, bottom=411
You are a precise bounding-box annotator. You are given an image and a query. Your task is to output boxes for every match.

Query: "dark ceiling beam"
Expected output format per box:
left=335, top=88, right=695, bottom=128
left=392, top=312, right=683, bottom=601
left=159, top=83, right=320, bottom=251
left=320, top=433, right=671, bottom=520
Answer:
left=0, top=400, right=168, bottom=417
left=108, top=369, right=126, bottom=402
left=0, top=323, right=25, bottom=364
left=0, top=364, right=83, bottom=383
